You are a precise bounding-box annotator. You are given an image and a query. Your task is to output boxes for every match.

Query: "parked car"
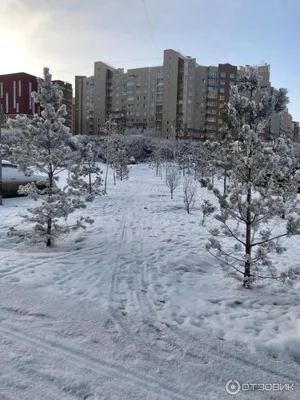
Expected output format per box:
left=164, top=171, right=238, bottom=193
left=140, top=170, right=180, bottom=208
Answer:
left=2, top=160, right=52, bottom=198
left=129, top=156, right=136, bottom=164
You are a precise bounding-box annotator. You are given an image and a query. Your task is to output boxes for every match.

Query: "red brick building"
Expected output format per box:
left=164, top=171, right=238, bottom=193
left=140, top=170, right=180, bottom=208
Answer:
left=0, top=72, right=41, bottom=125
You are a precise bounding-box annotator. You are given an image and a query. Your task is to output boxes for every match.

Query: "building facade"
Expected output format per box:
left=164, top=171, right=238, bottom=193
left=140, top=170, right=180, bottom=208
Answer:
left=292, top=121, right=299, bottom=142
left=75, top=49, right=272, bottom=139
left=270, top=110, right=293, bottom=138
left=75, top=75, right=94, bottom=135
left=53, top=80, right=73, bottom=131
left=0, top=72, right=40, bottom=126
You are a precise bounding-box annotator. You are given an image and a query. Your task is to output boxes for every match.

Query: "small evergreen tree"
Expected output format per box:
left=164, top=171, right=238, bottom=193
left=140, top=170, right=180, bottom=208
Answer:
left=114, top=148, right=130, bottom=181
left=76, top=141, right=103, bottom=201
left=202, top=71, right=300, bottom=287
left=6, top=67, right=93, bottom=247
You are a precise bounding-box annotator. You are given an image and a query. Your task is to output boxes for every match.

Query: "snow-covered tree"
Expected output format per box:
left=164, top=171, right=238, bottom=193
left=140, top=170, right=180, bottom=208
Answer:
left=76, top=141, right=103, bottom=201
left=6, top=67, right=93, bottom=247
left=166, top=165, right=180, bottom=199
left=201, top=200, right=216, bottom=227
left=114, top=148, right=130, bottom=181
left=202, top=71, right=300, bottom=287
left=183, top=176, right=197, bottom=214
left=99, top=117, right=122, bottom=191
left=152, top=139, right=164, bottom=177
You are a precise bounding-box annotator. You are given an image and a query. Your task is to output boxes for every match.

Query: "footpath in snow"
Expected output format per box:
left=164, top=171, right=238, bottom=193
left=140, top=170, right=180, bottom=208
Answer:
left=0, top=163, right=299, bottom=400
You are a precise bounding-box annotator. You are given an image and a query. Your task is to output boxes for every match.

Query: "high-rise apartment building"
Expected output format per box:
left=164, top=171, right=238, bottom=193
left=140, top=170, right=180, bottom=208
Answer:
left=52, top=80, right=73, bottom=130
left=75, top=49, right=271, bottom=139
left=75, top=75, right=95, bottom=135
left=270, top=110, right=293, bottom=138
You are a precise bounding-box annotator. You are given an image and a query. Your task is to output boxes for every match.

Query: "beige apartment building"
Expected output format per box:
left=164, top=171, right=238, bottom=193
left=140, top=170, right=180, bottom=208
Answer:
left=53, top=80, right=73, bottom=130
left=75, top=49, right=273, bottom=139
left=75, top=75, right=94, bottom=135
left=270, top=110, right=293, bottom=138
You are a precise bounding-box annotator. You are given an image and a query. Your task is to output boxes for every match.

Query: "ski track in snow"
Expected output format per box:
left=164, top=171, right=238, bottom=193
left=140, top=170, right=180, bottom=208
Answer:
left=0, top=164, right=300, bottom=399
left=0, top=326, right=193, bottom=400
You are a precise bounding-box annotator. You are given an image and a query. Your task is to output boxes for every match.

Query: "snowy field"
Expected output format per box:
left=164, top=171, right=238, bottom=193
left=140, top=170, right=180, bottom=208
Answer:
left=0, top=163, right=300, bottom=399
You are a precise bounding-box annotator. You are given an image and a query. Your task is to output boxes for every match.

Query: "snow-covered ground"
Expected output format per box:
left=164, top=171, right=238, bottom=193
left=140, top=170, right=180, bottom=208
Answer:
left=0, top=163, right=300, bottom=399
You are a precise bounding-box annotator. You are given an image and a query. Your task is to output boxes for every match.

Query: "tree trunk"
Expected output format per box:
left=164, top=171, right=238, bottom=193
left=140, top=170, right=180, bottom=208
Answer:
left=156, top=162, right=159, bottom=176
left=113, top=170, right=116, bottom=185
left=244, top=186, right=252, bottom=287
left=46, top=218, right=52, bottom=247
left=104, top=162, right=109, bottom=193
left=223, top=168, right=227, bottom=195
left=211, top=173, right=215, bottom=187
left=282, top=193, right=286, bottom=219
left=46, top=169, right=53, bottom=247
left=88, top=165, right=92, bottom=195
left=171, top=189, right=173, bottom=199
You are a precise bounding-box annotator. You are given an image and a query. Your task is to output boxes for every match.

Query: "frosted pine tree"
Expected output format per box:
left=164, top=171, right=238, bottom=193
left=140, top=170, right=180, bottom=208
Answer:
left=6, top=67, right=93, bottom=247
left=114, top=148, right=130, bottom=181
left=75, top=141, right=103, bottom=201
left=202, top=71, right=300, bottom=287
left=99, top=117, right=121, bottom=192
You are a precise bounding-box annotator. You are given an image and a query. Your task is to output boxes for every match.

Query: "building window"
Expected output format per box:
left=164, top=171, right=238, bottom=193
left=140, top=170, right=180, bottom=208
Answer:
left=220, top=80, right=225, bottom=85
left=188, top=99, right=192, bottom=104
left=16, top=103, right=19, bottom=113
left=188, top=92, right=193, bottom=96
left=209, top=71, right=217, bottom=78
left=230, top=73, right=235, bottom=79
left=0, top=82, right=3, bottom=98
left=218, top=119, right=223, bottom=124
left=18, top=80, right=21, bottom=97
left=207, top=117, right=216, bottom=122
left=220, top=96, right=225, bottom=100
left=220, top=88, right=225, bottom=93
left=220, top=72, right=226, bottom=78
left=202, top=79, right=206, bottom=83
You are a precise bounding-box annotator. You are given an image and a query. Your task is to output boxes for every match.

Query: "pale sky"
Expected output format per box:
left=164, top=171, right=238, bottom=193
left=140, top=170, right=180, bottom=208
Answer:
left=1, top=0, right=299, bottom=120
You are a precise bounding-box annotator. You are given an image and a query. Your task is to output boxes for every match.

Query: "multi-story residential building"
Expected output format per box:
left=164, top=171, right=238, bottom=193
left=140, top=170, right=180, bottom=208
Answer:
left=53, top=80, right=73, bottom=130
left=71, top=97, right=75, bottom=134
left=75, top=75, right=94, bottom=135
left=0, top=73, right=73, bottom=131
left=0, top=72, right=40, bottom=126
left=270, top=110, right=293, bottom=138
left=75, top=49, right=272, bottom=139
left=292, top=121, right=299, bottom=142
